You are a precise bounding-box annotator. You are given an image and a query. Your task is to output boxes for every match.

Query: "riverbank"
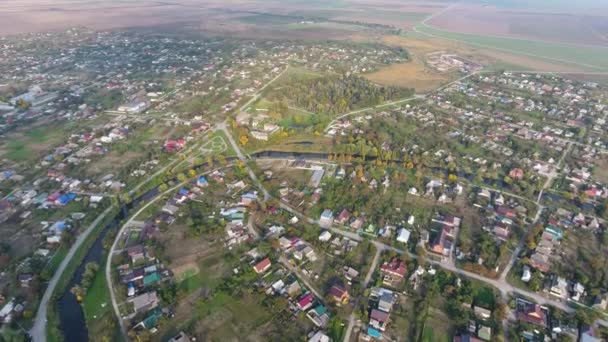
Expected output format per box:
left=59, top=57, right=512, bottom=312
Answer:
left=39, top=204, right=118, bottom=342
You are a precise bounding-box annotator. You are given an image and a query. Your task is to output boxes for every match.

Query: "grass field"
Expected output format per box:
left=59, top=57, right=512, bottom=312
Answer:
left=0, top=126, right=68, bottom=162
left=83, top=255, right=111, bottom=320
left=365, top=62, right=454, bottom=93
left=42, top=247, right=68, bottom=279
left=422, top=309, right=451, bottom=342
left=415, top=24, right=608, bottom=72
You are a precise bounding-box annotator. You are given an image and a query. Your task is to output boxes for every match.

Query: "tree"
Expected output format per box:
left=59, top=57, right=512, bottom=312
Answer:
left=239, top=134, right=249, bottom=146
left=16, top=98, right=31, bottom=110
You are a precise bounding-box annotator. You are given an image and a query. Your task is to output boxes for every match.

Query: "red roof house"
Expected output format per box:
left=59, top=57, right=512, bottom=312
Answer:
left=253, top=257, right=272, bottom=274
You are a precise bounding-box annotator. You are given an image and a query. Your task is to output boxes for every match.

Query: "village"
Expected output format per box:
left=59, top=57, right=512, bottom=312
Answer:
left=0, top=23, right=608, bottom=342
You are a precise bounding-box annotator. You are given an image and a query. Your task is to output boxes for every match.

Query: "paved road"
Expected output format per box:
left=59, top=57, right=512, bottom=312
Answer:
left=30, top=205, right=114, bottom=342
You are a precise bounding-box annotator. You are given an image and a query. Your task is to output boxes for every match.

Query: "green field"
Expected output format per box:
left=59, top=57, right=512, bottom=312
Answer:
left=83, top=256, right=111, bottom=320
left=2, top=127, right=67, bottom=161
left=415, top=24, right=608, bottom=71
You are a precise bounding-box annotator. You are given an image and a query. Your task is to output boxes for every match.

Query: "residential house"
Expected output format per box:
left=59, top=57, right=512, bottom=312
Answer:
left=129, top=291, right=159, bottom=314
left=18, top=274, right=33, bottom=288
left=549, top=276, right=568, bottom=299
left=369, top=309, right=390, bottom=331
left=309, top=330, right=331, bottom=342
left=396, top=228, right=411, bottom=244
left=335, top=209, right=350, bottom=225
left=517, top=303, right=547, bottom=328
left=319, top=210, right=333, bottom=227
left=380, top=258, right=407, bottom=287
left=306, top=304, right=330, bottom=327
left=329, top=284, right=349, bottom=304
left=378, top=291, right=395, bottom=313
left=350, top=217, right=363, bottom=230
left=521, top=266, right=531, bottom=283
left=167, top=331, right=191, bottom=342
left=196, top=176, right=208, bottom=187
left=509, top=168, right=525, bottom=180
left=127, top=245, right=145, bottom=263
left=319, top=231, right=332, bottom=242
left=297, top=293, right=315, bottom=311
left=430, top=226, right=453, bottom=257
left=473, top=305, right=491, bottom=320
left=253, top=257, right=272, bottom=274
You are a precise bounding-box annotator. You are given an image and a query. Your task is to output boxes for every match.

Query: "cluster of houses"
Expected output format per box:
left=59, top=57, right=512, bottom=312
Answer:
left=476, top=188, right=523, bottom=242
left=248, top=250, right=335, bottom=336
left=426, top=52, right=483, bottom=74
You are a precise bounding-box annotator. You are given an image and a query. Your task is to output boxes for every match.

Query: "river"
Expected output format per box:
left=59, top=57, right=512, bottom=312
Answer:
left=57, top=187, right=159, bottom=342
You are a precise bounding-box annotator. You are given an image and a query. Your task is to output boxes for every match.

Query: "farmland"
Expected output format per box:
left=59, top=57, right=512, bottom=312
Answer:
left=415, top=24, right=608, bottom=71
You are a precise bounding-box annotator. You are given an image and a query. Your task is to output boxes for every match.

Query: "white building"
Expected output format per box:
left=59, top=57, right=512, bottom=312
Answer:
left=396, top=228, right=411, bottom=244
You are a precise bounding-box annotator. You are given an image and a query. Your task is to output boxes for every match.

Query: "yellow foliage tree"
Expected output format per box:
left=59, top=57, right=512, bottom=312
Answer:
left=239, top=134, right=249, bottom=146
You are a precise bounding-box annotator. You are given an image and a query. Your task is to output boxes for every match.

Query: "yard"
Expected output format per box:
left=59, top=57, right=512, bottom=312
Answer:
left=421, top=308, right=452, bottom=342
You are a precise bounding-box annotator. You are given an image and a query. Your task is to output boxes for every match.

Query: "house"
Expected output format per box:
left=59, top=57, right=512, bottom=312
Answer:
left=18, top=274, right=33, bottom=288
left=529, top=252, right=551, bottom=272
left=432, top=215, right=461, bottom=228
left=473, top=305, right=491, bottom=320
left=309, top=169, right=325, bottom=188
left=253, top=257, right=272, bottom=274
left=297, top=293, right=315, bottom=311
left=350, top=217, right=364, bottom=230
left=164, top=139, right=186, bottom=152
left=521, top=266, right=531, bottom=282
left=55, top=193, right=76, bottom=206
left=196, top=176, right=208, bottom=187
left=509, top=168, right=525, bottom=180
left=378, top=291, right=395, bottom=313
left=396, top=228, right=411, bottom=244
left=319, top=209, right=333, bottom=227
left=287, top=281, right=302, bottom=298
left=549, top=276, right=568, bottom=299
left=329, top=284, right=349, bottom=304
left=478, top=189, right=491, bottom=199
left=430, top=226, right=452, bottom=257
left=380, top=258, right=407, bottom=287
left=129, top=291, right=159, bottom=314
left=493, top=222, right=511, bottom=241
left=369, top=309, right=390, bottom=331
left=309, top=330, right=331, bottom=342
left=127, top=245, right=145, bottom=263
left=517, top=303, right=547, bottom=327
left=162, top=204, right=179, bottom=216
left=241, top=192, right=258, bottom=206
left=335, top=209, right=350, bottom=225
left=0, top=301, right=14, bottom=323
left=319, top=231, right=332, bottom=242
left=580, top=325, right=603, bottom=342
left=344, top=267, right=359, bottom=282
left=572, top=282, right=585, bottom=302
left=306, top=305, right=330, bottom=327
left=143, top=272, right=161, bottom=287
left=167, top=331, right=191, bottom=342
